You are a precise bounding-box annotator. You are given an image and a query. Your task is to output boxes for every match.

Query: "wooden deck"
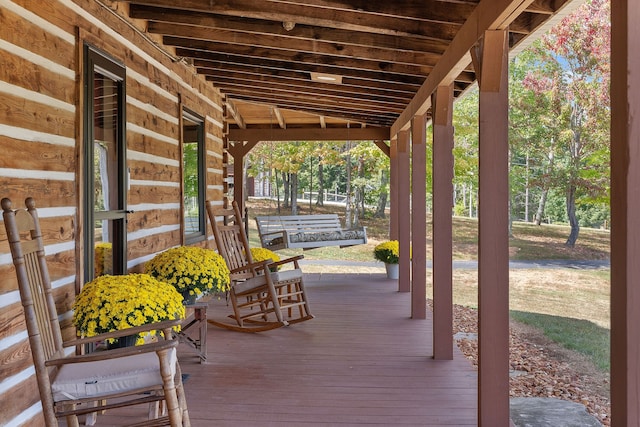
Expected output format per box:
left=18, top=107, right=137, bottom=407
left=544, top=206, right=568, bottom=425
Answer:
left=78, top=273, right=478, bottom=426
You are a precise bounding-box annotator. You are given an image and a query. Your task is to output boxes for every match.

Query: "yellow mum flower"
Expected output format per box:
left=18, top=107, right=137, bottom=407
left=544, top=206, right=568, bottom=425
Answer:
left=249, top=247, right=281, bottom=271
left=373, top=240, right=400, bottom=264
left=144, top=246, right=231, bottom=300
left=72, top=273, right=185, bottom=342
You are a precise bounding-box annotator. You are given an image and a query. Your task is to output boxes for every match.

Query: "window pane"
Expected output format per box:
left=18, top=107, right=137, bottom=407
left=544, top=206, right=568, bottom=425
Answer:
left=183, top=111, right=205, bottom=242
left=183, top=140, right=200, bottom=233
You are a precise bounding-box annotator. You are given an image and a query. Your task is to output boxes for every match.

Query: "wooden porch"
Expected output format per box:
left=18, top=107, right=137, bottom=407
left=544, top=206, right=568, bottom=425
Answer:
left=95, top=273, right=477, bottom=426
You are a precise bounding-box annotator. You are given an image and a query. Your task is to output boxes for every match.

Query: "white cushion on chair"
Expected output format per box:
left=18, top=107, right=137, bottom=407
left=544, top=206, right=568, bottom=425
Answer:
left=269, top=268, right=303, bottom=283
left=235, top=268, right=303, bottom=294
left=51, top=348, right=177, bottom=402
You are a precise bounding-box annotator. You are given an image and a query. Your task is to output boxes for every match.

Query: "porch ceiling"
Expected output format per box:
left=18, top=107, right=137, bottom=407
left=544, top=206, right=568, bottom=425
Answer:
left=113, top=0, right=577, bottom=136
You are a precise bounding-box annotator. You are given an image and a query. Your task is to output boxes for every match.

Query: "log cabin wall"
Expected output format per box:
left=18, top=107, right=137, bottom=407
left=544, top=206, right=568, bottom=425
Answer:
left=0, top=1, right=225, bottom=425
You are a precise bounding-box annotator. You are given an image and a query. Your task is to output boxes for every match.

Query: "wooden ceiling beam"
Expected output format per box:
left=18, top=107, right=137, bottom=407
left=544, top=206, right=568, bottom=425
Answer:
left=200, top=72, right=412, bottom=105
left=262, top=0, right=476, bottom=24
left=227, top=94, right=396, bottom=126
left=182, top=50, right=427, bottom=89
left=126, top=0, right=462, bottom=39
left=525, top=0, right=556, bottom=14
left=121, top=0, right=565, bottom=131
left=163, top=36, right=433, bottom=77
left=228, top=126, right=391, bottom=142
left=222, top=87, right=404, bottom=116
left=129, top=4, right=451, bottom=54
left=148, top=21, right=443, bottom=67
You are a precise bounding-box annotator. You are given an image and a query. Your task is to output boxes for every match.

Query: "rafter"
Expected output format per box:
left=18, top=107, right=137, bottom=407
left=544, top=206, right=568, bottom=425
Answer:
left=225, top=100, right=246, bottom=129
left=273, top=107, right=286, bottom=129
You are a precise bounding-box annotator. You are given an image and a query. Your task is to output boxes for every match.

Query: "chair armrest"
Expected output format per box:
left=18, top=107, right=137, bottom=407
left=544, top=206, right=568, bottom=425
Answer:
left=229, top=259, right=272, bottom=275
left=64, top=319, right=182, bottom=347
left=271, top=255, right=304, bottom=269
left=261, top=230, right=286, bottom=239
left=46, top=339, right=179, bottom=366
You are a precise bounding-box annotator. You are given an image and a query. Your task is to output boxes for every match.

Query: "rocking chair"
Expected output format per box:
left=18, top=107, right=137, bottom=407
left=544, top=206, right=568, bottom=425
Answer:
left=1, top=197, right=190, bottom=427
left=205, top=200, right=313, bottom=332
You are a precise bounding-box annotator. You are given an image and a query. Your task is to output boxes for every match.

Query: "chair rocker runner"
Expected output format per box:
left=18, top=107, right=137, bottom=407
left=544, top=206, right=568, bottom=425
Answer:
left=206, top=200, right=314, bottom=332
left=1, top=197, right=190, bottom=427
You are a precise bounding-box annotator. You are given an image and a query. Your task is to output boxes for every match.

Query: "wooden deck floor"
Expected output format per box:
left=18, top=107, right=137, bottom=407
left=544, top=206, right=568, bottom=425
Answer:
left=81, top=273, right=478, bottom=426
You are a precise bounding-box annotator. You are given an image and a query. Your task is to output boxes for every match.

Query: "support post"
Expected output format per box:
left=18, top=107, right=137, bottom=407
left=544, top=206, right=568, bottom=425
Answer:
left=226, top=140, right=259, bottom=213
left=411, top=114, right=427, bottom=319
left=432, top=84, right=455, bottom=360
left=397, top=130, right=411, bottom=293
left=610, top=0, right=640, bottom=424
left=476, top=29, right=510, bottom=427
left=389, top=138, right=399, bottom=240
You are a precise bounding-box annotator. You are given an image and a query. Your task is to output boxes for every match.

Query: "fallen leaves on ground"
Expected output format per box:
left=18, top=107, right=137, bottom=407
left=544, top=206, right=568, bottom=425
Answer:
left=441, top=302, right=611, bottom=426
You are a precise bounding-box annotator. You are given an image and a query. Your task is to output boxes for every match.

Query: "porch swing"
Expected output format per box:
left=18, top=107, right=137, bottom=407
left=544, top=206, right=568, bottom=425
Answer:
left=255, top=123, right=367, bottom=251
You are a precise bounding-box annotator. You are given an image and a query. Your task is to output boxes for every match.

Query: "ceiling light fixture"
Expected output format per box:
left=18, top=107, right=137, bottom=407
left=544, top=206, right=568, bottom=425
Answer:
left=283, top=21, right=295, bottom=31
left=310, top=72, right=343, bottom=84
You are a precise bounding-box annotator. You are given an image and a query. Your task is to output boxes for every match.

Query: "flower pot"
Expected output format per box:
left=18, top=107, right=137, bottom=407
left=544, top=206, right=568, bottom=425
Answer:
left=385, top=263, right=399, bottom=280
left=107, top=334, right=138, bottom=349
left=181, top=291, right=197, bottom=305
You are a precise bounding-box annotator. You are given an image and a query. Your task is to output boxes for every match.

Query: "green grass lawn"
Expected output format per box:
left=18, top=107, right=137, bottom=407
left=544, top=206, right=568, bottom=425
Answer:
left=510, top=310, right=610, bottom=371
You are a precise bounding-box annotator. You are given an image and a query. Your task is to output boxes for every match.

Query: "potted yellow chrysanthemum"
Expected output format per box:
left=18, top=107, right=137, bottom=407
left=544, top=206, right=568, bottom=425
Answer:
left=249, top=247, right=281, bottom=271
left=73, top=273, right=185, bottom=347
left=373, top=240, right=400, bottom=279
left=145, top=246, right=231, bottom=304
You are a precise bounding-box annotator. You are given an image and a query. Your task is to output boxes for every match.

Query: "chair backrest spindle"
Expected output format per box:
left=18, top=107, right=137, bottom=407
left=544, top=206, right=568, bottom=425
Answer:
left=3, top=198, right=66, bottom=424
left=206, top=202, right=255, bottom=280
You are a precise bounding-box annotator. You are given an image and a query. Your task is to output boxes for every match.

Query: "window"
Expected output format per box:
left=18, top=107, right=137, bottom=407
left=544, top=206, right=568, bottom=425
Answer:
left=83, top=45, right=127, bottom=280
left=183, top=109, right=205, bottom=243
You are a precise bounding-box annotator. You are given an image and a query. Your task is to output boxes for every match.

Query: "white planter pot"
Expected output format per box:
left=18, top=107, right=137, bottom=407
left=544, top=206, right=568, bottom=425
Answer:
left=385, top=263, right=399, bottom=280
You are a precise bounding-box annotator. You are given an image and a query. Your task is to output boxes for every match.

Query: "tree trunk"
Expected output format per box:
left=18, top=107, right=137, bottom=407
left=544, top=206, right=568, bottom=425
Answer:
left=344, top=143, right=352, bottom=228
left=275, top=169, right=281, bottom=214
left=374, top=168, right=388, bottom=218
left=534, top=188, right=548, bottom=225
left=283, top=173, right=290, bottom=208
left=351, top=157, right=364, bottom=227
left=508, top=197, right=513, bottom=238
left=374, top=193, right=387, bottom=218
left=291, top=173, right=298, bottom=215
left=316, top=160, right=324, bottom=206
left=359, top=157, right=365, bottom=220
left=565, top=184, right=579, bottom=247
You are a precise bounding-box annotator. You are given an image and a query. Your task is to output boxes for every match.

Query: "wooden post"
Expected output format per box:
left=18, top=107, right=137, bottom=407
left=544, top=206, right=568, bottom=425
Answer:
left=397, top=130, right=411, bottom=293
left=226, top=140, right=259, bottom=213
left=389, top=138, right=399, bottom=240
left=610, top=0, right=640, bottom=424
left=475, top=29, right=510, bottom=426
left=411, top=113, right=427, bottom=319
left=432, top=84, right=455, bottom=360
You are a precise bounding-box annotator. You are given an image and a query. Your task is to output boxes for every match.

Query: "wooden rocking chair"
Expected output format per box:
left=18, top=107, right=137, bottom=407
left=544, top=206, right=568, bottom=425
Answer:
left=1, top=197, right=190, bottom=427
left=205, top=200, right=314, bottom=332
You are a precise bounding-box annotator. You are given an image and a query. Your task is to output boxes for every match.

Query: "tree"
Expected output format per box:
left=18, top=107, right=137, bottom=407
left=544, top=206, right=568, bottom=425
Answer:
left=509, top=49, right=562, bottom=226
left=452, top=89, right=479, bottom=217
left=347, top=141, right=389, bottom=222
left=521, top=0, right=610, bottom=246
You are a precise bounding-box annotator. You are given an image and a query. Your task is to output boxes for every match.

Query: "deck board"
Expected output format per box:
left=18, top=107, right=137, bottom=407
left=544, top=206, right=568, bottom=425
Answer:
left=73, top=273, right=478, bottom=426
